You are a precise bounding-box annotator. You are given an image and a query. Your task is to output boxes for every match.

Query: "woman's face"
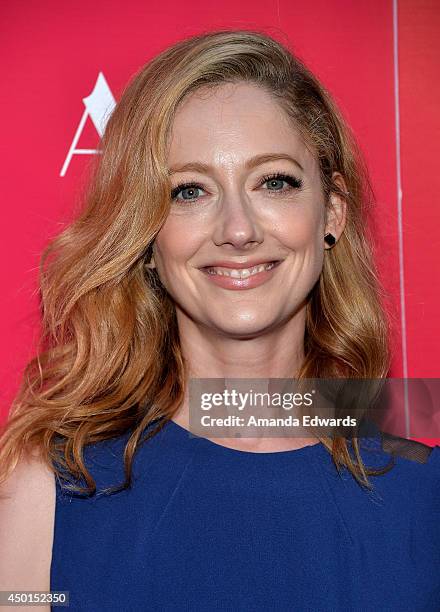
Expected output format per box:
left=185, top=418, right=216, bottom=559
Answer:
left=152, top=81, right=345, bottom=338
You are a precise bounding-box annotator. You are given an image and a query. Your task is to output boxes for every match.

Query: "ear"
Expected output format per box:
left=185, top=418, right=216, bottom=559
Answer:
left=324, top=172, right=348, bottom=250
left=145, top=256, right=156, bottom=269
left=145, top=243, right=156, bottom=269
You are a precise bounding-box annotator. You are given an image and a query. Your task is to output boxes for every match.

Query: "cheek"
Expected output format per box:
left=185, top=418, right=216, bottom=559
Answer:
left=277, top=209, right=323, bottom=251
left=277, top=211, right=325, bottom=287
left=153, top=218, right=199, bottom=282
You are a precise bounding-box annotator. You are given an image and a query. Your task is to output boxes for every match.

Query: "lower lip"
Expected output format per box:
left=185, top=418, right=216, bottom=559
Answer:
left=199, top=261, right=283, bottom=290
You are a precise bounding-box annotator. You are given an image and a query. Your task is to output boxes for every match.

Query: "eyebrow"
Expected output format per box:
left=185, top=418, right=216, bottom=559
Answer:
left=167, top=153, right=304, bottom=175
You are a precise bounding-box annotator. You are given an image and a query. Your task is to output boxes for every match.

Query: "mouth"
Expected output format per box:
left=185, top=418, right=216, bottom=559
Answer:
left=198, top=259, right=284, bottom=291
left=201, top=260, right=282, bottom=279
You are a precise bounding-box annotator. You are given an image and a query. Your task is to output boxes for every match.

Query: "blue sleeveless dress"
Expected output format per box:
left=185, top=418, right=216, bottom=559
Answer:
left=50, top=419, right=440, bottom=611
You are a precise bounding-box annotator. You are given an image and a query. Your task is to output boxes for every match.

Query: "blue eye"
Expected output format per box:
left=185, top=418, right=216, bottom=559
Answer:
left=170, top=172, right=303, bottom=204
left=171, top=183, right=205, bottom=202
left=260, top=173, right=303, bottom=192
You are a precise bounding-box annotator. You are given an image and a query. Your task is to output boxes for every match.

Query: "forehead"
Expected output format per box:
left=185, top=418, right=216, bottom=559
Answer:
left=167, top=82, right=316, bottom=173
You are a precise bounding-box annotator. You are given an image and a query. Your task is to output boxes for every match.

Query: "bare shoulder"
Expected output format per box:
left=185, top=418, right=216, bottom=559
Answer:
left=0, top=447, right=55, bottom=610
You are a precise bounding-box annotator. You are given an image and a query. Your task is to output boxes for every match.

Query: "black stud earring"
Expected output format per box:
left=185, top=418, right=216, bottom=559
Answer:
left=324, top=233, right=336, bottom=247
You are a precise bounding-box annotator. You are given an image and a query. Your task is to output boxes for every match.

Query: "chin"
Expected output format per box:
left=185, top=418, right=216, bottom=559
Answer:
left=207, top=315, right=279, bottom=339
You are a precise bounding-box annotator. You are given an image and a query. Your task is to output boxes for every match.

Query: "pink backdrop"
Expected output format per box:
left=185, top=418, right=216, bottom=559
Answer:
left=1, top=1, right=439, bottom=441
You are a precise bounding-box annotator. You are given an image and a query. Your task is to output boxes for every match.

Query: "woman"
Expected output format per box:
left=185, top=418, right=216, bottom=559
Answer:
left=1, top=29, right=439, bottom=611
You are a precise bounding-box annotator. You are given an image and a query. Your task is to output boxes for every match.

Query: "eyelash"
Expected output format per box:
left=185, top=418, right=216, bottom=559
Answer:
left=170, top=172, right=304, bottom=203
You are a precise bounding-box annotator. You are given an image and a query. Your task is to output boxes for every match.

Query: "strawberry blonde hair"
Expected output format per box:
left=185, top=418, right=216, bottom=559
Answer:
left=0, top=29, right=394, bottom=495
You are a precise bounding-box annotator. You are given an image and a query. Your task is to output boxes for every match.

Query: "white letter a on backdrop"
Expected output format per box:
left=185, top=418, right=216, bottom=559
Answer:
left=60, top=72, right=116, bottom=177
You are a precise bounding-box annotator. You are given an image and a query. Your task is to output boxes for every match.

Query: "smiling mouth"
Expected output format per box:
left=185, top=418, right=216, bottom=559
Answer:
left=202, top=260, right=282, bottom=279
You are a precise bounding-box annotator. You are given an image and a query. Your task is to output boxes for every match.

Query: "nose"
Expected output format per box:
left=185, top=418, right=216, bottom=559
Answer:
left=212, top=189, right=264, bottom=250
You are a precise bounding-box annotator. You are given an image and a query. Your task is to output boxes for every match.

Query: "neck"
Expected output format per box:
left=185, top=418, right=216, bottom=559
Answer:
left=169, top=307, right=319, bottom=452
left=175, top=307, right=306, bottom=380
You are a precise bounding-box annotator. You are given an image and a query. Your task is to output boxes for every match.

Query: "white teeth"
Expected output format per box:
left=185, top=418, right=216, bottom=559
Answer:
left=205, top=262, right=277, bottom=278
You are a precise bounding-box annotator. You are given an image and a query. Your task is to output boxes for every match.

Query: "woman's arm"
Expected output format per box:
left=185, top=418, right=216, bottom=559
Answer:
left=0, top=448, right=55, bottom=611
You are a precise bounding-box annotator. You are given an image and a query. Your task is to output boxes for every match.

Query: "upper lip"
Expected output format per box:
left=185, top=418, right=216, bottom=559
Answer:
left=200, top=258, right=282, bottom=269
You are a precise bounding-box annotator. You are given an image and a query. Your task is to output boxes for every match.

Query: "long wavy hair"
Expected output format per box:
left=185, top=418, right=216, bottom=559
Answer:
left=0, top=29, right=394, bottom=496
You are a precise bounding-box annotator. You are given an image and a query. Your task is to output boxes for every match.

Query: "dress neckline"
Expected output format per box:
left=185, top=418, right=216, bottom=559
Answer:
left=167, top=418, right=325, bottom=459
